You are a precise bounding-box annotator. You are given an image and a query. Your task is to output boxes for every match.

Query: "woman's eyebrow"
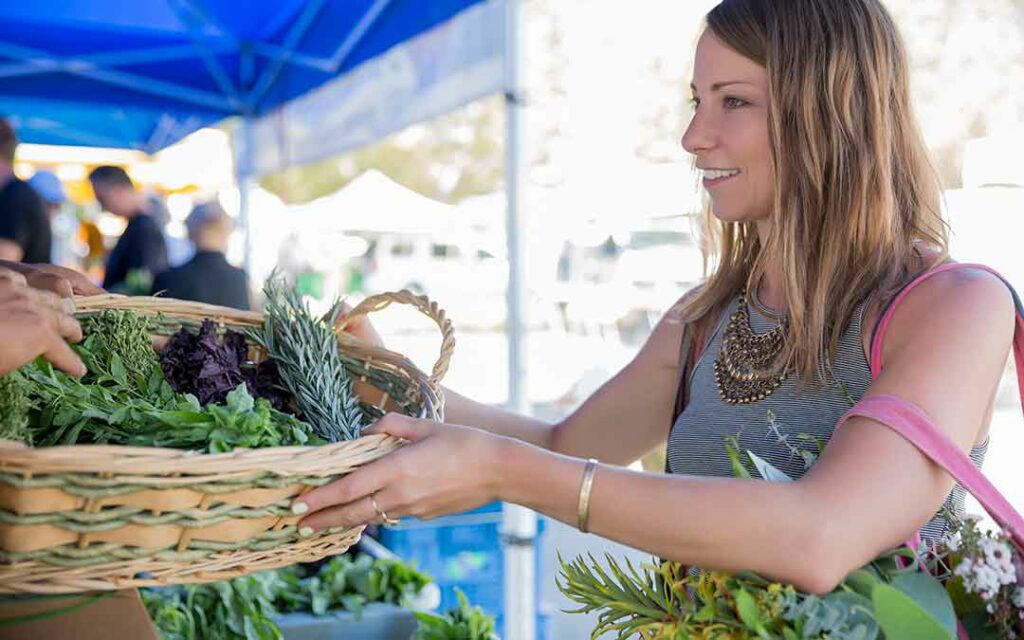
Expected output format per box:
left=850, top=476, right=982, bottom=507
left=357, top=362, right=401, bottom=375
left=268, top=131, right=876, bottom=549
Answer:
left=689, top=80, right=757, bottom=92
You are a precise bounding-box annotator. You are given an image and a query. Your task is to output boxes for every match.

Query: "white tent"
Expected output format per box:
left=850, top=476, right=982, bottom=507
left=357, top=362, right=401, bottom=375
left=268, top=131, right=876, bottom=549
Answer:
left=289, top=169, right=456, bottom=234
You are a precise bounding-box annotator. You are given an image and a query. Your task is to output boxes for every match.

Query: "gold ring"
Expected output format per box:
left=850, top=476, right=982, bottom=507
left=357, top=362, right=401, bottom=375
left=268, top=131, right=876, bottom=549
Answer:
left=370, top=493, right=400, bottom=526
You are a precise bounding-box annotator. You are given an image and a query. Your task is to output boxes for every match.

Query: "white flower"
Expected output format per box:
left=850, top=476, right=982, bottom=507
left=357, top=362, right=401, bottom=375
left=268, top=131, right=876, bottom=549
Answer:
left=407, top=583, right=442, bottom=612
left=956, top=536, right=1019, bottom=603
left=944, top=534, right=961, bottom=553
left=1013, top=586, right=1024, bottom=610
left=979, top=537, right=1016, bottom=582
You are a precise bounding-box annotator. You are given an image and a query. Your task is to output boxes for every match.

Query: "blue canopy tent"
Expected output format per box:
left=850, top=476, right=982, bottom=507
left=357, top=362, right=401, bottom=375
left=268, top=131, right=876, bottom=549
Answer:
left=0, top=0, right=484, bottom=150
left=0, top=1, right=537, bottom=638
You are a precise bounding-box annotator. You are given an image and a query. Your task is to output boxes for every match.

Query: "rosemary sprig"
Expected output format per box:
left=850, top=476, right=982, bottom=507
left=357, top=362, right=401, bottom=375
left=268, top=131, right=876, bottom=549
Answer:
left=249, top=275, right=364, bottom=442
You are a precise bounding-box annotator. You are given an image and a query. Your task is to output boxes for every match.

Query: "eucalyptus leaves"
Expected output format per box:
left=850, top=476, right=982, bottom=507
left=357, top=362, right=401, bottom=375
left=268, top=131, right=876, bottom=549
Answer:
left=557, top=438, right=1023, bottom=639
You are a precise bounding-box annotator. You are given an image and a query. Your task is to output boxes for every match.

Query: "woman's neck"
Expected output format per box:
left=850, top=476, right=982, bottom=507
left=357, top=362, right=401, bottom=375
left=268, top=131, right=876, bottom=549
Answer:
left=754, top=219, right=787, bottom=313
left=754, top=269, right=787, bottom=315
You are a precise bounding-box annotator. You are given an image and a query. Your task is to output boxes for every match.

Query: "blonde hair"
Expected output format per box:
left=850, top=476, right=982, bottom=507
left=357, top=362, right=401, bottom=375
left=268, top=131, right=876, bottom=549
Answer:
left=681, top=0, right=948, bottom=384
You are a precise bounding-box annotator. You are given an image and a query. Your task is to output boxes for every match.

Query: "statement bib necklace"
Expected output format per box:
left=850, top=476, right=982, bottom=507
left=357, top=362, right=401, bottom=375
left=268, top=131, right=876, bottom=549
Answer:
left=713, top=287, right=790, bottom=405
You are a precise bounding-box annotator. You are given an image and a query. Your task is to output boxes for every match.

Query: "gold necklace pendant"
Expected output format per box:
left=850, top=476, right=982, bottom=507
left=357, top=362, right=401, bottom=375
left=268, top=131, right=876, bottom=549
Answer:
left=713, top=293, right=789, bottom=405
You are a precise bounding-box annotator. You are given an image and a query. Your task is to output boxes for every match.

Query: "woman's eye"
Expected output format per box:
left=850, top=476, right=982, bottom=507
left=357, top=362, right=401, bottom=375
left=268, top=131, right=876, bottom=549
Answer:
left=724, top=96, right=748, bottom=109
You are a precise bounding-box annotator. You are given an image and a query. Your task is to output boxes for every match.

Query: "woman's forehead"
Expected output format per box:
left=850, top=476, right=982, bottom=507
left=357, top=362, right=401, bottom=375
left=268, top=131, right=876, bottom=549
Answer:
left=691, top=30, right=766, bottom=90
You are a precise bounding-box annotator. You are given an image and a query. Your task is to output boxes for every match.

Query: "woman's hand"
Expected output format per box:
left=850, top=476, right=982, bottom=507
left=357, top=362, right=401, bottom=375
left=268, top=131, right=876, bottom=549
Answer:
left=0, top=267, right=85, bottom=376
left=0, top=261, right=104, bottom=298
left=334, top=301, right=385, bottom=349
left=291, top=414, right=509, bottom=533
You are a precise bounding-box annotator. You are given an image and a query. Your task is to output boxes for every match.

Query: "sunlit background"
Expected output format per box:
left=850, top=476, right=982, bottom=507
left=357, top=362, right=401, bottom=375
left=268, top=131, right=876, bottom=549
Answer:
left=8, top=1, right=1023, bottom=636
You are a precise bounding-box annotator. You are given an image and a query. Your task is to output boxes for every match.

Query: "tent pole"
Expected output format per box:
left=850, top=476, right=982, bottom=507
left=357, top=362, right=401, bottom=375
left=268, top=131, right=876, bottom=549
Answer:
left=235, top=116, right=255, bottom=277
left=502, top=0, right=537, bottom=638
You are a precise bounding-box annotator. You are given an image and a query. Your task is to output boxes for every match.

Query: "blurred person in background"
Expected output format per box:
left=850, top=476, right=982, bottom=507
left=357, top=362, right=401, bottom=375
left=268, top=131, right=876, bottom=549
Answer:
left=147, top=193, right=193, bottom=269
left=0, top=118, right=51, bottom=263
left=152, top=200, right=249, bottom=310
left=28, top=169, right=81, bottom=270
left=88, top=165, right=167, bottom=293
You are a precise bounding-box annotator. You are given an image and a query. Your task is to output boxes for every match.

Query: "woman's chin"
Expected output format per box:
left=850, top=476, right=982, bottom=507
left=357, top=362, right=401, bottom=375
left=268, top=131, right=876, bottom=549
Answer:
left=709, top=205, right=753, bottom=225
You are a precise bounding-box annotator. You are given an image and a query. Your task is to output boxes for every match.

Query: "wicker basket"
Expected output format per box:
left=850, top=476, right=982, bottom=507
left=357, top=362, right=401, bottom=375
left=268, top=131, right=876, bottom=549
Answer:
left=0, top=290, right=454, bottom=594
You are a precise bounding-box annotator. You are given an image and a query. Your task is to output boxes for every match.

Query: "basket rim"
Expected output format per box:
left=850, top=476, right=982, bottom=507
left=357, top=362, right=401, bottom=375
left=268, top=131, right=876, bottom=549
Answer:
left=71, top=292, right=448, bottom=417
left=0, top=433, right=402, bottom=478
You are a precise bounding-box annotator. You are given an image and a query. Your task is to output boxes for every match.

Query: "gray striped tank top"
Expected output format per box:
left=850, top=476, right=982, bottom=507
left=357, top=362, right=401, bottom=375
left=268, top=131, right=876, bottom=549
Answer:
left=667, top=291, right=987, bottom=543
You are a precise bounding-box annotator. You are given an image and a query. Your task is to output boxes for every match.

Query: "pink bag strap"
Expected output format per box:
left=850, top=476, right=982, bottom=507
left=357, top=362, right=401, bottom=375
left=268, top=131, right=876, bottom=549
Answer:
left=870, top=262, right=1024, bottom=410
left=847, top=262, right=1024, bottom=549
left=837, top=395, right=1024, bottom=549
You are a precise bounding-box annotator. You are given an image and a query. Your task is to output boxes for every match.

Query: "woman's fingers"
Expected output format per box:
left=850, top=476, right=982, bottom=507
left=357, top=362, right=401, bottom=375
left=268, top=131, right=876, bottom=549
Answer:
left=55, top=309, right=83, bottom=343
left=43, top=333, right=87, bottom=377
left=15, top=288, right=83, bottom=343
left=292, top=461, right=390, bottom=517
left=29, top=264, right=104, bottom=296
left=363, top=413, right=434, bottom=442
left=0, top=262, right=103, bottom=297
left=334, top=301, right=386, bottom=349
left=298, top=489, right=403, bottom=534
left=0, top=267, right=27, bottom=289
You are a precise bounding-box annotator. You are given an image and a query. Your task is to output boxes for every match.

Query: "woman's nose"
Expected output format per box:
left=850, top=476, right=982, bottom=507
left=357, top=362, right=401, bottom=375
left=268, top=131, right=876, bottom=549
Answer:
left=681, top=109, right=715, bottom=155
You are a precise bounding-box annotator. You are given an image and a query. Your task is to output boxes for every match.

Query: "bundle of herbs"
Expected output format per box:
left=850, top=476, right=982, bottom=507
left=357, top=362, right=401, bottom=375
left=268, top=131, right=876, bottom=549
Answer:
left=160, top=318, right=291, bottom=411
left=141, top=554, right=438, bottom=640
left=558, top=434, right=1023, bottom=640
left=248, top=275, right=365, bottom=442
left=1, top=308, right=319, bottom=452
left=0, top=370, right=31, bottom=444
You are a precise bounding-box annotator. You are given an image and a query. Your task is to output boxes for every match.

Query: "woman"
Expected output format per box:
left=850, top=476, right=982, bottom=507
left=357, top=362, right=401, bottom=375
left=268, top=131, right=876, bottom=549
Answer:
left=293, top=0, right=1016, bottom=593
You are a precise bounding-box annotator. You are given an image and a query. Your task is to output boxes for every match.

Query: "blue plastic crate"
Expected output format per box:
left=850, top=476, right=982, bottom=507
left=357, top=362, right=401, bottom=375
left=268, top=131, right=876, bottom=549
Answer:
left=379, top=502, right=547, bottom=639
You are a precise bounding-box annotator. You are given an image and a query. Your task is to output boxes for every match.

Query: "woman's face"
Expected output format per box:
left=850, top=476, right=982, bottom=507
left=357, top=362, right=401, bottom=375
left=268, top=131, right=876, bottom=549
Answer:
left=682, top=30, right=773, bottom=224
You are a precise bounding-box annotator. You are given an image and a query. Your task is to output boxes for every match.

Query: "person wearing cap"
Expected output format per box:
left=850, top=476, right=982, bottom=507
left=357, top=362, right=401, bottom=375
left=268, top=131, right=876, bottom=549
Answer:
left=88, top=165, right=168, bottom=292
left=0, top=118, right=52, bottom=263
left=152, top=201, right=250, bottom=310
left=28, top=169, right=80, bottom=270
left=27, top=169, right=65, bottom=214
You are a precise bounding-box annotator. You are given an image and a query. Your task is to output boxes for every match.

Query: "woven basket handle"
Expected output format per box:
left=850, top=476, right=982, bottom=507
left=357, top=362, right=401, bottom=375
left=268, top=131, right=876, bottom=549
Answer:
left=336, top=290, right=455, bottom=390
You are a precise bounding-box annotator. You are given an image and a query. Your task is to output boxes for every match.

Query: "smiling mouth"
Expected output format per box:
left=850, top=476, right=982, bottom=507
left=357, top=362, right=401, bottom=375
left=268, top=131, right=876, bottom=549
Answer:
left=701, top=168, right=741, bottom=187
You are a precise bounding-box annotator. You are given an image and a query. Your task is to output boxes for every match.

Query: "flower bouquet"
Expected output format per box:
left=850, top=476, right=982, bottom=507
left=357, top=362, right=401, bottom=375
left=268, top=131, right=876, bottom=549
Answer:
left=559, top=444, right=1024, bottom=640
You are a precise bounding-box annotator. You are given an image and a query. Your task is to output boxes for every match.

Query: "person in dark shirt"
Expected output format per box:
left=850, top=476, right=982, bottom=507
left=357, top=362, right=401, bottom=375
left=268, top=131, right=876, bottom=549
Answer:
left=88, top=165, right=167, bottom=292
left=0, top=118, right=52, bottom=263
left=152, top=201, right=250, bottom=310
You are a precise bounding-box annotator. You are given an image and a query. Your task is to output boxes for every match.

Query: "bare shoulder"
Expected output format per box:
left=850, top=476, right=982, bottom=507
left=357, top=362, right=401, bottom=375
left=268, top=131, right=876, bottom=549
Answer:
left=882, top=266, right=1015, bottom=358
left=636, top=284, right=708, bottom=371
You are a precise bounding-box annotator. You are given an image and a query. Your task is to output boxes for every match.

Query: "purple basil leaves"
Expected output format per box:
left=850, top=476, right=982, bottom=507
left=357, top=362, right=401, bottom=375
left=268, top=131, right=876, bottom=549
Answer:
left=160, top=320, right=291, bottom=412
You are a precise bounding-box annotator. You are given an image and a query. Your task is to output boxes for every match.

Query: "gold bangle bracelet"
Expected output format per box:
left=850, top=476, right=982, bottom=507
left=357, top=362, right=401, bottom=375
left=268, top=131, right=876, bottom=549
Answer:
left=577, top=458, right=599, bottom=533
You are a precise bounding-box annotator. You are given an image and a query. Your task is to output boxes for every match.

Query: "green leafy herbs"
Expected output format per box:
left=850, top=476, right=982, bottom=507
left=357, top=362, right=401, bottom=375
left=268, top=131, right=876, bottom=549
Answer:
left=141, top=555, right=436, bottom=640
left=77, top=309, right=160, bottom=387
left=23, top=358, right=315, bottom=451
left=0, top=370, right=32, bottom=444
left=273, top=554, right=434, bottom=617
left=412, top=589, right=500, bottom=640
left=142, top=571, right=282, bottom=640
left=556, top=552, right=949, bottom=640
left=249, top=275, right=365, bottom=442
left=17, top=308, right=318, bottom=452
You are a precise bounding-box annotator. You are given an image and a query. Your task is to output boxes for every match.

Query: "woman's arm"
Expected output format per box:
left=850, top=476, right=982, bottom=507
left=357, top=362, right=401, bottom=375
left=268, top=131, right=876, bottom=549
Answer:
left=300, top=268, right=1014, bottom=594
left=349, top=291, right=697, bottom=465
left=497, top=267, right=1015, bottom=592
left=441, top=294, right=686, bottom=463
